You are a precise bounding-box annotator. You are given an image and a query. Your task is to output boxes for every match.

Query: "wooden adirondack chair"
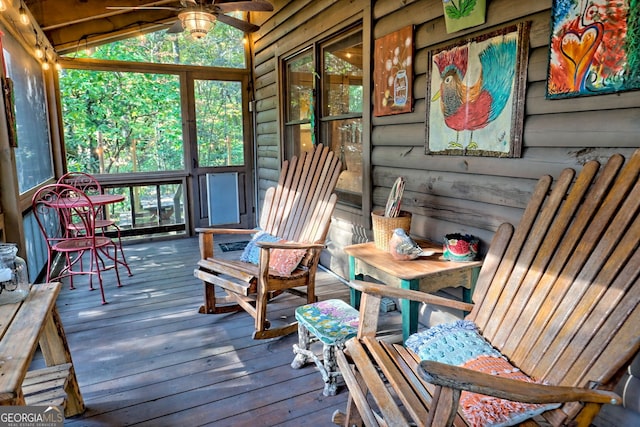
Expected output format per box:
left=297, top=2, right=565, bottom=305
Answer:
left=194, top=144, right=342, bottom=339
left=333, top=149, right=640, bottom=426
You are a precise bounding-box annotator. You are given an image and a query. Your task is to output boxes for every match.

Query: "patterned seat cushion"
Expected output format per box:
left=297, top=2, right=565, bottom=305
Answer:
left=240, top=231, right=281, bottom=263
left=240, top=230, right=307, bottom=275
left=406, top=320, right=560, bottom=427
left=295, top=299, right=359, bottom=346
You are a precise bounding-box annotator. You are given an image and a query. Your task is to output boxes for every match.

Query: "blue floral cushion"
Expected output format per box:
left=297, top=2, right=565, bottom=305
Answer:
left=295, top=299, right=359, bottom=346
left=405, top=320, right=502, bottom=365
left=406, top=320, right=560, bottom=427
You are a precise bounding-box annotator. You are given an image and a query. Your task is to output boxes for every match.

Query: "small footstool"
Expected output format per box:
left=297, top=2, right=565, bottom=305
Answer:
left=291, top=299, right=359, bottom=396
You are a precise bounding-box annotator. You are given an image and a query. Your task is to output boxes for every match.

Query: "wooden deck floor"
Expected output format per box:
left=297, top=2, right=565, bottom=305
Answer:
left=40, top=235, right=382, bottom=426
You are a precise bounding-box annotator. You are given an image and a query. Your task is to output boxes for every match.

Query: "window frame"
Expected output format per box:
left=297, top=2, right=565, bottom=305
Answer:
left=280, top=21, right=371, bottom=225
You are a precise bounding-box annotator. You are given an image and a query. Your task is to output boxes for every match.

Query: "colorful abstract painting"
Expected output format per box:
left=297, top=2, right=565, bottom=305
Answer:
left=426, top=22, right=530, bottom=158
left=373, top=26, right=413, bottom=117
left=547, top=0, right=640, bottom=99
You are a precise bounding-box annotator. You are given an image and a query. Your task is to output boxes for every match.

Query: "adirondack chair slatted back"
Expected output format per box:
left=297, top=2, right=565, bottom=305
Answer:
left=259, top=144, right=341, bottom=244
left=467, top=150, right=640, bottom=420
left=194, top=144, right=341, bottom=340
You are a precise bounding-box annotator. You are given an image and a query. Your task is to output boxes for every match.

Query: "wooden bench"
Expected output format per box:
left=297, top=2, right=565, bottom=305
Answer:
left=0, top=282, right=84, bottom=417
left=334, top=150, right=640, bottom=426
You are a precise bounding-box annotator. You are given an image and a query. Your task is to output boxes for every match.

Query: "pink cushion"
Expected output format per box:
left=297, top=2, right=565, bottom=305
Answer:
left=459, top=355, right=560, bottom=426
left=269, top=240, right=306, bottom=275
left=406, top=321, right=560, bottom=426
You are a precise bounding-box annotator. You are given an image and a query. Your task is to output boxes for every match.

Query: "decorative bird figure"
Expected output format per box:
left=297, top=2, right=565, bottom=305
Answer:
left=388, top=228, right=435, bottom=261
left=431, top=37, right=517, bottom=150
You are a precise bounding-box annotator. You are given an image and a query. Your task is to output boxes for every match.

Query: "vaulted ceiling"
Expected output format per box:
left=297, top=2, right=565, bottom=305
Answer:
left=24, top=0, right=270, bottom=54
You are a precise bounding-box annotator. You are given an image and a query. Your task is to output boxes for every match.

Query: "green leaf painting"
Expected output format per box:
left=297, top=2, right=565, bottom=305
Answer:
left=442, top=0, right=486, bottom=33
left=444, top=0, right=478, bottom=20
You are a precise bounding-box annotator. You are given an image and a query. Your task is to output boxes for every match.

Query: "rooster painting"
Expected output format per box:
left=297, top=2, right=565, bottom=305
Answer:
left=429, top=29, right=522, bottom=154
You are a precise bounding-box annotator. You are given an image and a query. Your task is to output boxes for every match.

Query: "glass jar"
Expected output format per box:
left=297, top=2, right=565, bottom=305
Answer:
left=0, top=243, right=30, bottom=304
left=393, top=69, right=408, bottom=107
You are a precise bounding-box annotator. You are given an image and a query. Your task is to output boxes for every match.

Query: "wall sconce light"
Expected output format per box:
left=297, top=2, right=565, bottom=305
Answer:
left=0, top=0, right=7, bottom=12
left=178, top=10, right=216, bottom=40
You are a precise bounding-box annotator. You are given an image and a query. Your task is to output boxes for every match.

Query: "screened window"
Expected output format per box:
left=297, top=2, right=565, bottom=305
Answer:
left=195, top=79, right=245, bottom=167
left=59, top=69, right=183, bottom=173
left=283, top=26, right=363, bottom=209
left=56, top=23, right=250, bottom=236
left=71, top=25, right=246, bottom=68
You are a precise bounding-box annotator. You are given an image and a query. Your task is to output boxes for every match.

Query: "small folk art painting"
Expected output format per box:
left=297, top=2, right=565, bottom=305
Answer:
left=2, top=76, right=17, bottom=148
left=442, top=0, right=487, bottom=34
left=373, top=25, right=413, bottom=117
left=0, top=31, right=16, bottom=148
left=426, top=22, right=530, bottom=157
left=547, top=0, right=640, bottom=99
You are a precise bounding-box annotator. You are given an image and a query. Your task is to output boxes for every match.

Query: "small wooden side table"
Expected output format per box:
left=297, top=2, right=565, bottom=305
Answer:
left=344, top=241, right=482, bottom=341
left=0, top=282, right=84, bottom=416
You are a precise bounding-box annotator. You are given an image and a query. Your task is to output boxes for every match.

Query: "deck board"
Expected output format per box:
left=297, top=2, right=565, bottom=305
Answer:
left=30, top=235, right=395, bottom=426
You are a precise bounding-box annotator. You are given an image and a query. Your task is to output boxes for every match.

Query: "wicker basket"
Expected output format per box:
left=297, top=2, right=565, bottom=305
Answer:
left=371, top=210, right=412, bottom=252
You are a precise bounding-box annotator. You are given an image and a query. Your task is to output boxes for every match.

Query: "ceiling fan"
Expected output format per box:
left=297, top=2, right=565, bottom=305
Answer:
left=107, top=0, right=274, bottom=39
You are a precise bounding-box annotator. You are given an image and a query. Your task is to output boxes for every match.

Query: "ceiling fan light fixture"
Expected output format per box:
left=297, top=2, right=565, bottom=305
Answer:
left=179, top=11, right=216, bottom=40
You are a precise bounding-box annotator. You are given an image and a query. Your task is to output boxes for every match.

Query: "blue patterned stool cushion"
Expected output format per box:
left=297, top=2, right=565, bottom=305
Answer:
left=295, top=299, right=359, bottom=345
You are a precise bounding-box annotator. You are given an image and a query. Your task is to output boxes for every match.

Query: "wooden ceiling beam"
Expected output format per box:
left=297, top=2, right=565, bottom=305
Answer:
left=25, top=0, right=178, bottom=30
left=44, top=10, right=178, bottom=54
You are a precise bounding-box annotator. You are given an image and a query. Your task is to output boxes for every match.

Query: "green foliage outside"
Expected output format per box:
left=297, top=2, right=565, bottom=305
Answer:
left=71, top=22, right=246, bottom=68
left=195, top=80, right=244, bottom=167
left=59, top=25, right=247, bottom=174
left=61, top=69, right=183, bottom=173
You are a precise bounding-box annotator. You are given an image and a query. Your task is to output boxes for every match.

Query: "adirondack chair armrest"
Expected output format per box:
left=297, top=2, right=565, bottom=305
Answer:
left=195, top=227, right=256, bottom=235
left=419, top=360, right=622, bottom=405
left=196, top=228, right=256, bottom=259
left=349, top=279, right=475, bottom=313
left=256, top=241, right=326, bottom=251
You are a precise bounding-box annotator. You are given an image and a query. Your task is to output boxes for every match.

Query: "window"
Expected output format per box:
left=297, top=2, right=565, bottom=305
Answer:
left=283, top=49, right=314, bottom=160
left=321, top=30, right=363, bottom=208
left=60, top=69, right=183, bottom=173
left=72, top=25, right=246, bottom=68
left=195, top=79, right=245, bottom=167
left=57, top=26, right=250, bottom=235
left=283, top=26, right=363, bottom=209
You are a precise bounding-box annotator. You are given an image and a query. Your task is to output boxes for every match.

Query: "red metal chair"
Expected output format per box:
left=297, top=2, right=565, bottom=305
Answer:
left=57, top=172, right=132, bottom=276
left=32, top=183, right=124, bottom=304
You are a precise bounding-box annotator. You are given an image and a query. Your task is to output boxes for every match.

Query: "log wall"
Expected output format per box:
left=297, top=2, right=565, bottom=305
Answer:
left=251, top=0, right=640, bottom=278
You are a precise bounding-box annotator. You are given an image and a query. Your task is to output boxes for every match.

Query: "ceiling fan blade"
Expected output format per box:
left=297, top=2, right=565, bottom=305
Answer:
left=166, top=19, right=185, bottom=33
left=216, top=13, right=260, bottom=33
left=106, top=6, right=182, bottom=11
left=216, top=1, right=274, bottom=12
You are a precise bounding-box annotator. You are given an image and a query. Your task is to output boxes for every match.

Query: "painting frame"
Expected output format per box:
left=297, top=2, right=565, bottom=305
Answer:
left=425, top=22, right=530, bottom=158
left=373, top=25, right=414, bottom=117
